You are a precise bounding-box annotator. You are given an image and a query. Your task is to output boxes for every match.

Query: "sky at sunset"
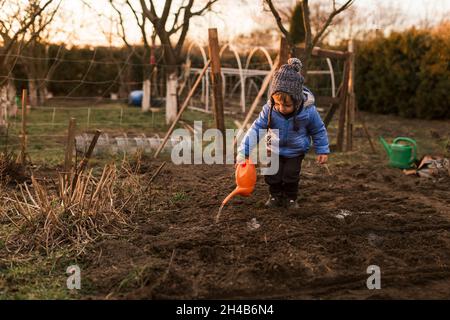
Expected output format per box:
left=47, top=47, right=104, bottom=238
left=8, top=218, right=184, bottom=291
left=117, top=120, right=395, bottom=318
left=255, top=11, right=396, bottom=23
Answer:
left=47, top=0, right=450, bottom=47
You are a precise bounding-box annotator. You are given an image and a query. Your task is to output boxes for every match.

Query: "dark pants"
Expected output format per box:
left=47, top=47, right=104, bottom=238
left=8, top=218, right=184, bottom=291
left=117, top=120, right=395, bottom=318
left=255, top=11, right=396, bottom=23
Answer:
left=264, top=154, right=304, bottom=200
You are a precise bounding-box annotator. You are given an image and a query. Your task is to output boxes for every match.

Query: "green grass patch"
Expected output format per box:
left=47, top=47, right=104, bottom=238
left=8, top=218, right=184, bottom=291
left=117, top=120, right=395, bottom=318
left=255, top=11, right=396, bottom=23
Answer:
left=1, top=101, right=238, bottom=165
left=0, top=252, right=93, bottom=299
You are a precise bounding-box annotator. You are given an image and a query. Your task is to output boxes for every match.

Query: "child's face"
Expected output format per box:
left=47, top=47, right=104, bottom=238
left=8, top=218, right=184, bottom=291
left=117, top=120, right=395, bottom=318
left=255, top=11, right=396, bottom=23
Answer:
left=273, top=94, right=294, bottom=115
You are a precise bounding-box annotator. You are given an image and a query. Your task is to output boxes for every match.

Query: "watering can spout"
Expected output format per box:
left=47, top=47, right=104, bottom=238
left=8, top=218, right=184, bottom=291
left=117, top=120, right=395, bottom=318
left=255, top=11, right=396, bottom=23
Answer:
left=379, top=136, right=392, bottom=157
left=221, top=188, right=240, bottom=206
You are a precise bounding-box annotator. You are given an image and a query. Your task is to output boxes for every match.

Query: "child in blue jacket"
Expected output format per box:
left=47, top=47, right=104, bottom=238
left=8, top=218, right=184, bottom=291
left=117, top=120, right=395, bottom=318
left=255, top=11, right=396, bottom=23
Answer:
left=237, top=58, right=330, bottom=209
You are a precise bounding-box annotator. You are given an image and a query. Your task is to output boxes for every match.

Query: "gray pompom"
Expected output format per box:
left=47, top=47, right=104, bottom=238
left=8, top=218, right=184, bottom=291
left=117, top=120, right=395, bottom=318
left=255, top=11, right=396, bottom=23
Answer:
left=288, top=57, right=303, bottom=72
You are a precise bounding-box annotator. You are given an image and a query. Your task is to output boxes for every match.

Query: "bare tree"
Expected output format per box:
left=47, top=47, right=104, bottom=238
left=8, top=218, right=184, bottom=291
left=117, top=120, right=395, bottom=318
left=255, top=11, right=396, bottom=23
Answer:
left=264, top=0, right=354, bottom=73
left=109, top=0, right=155, bottom=112
left=0, top=0, right=56, bottom=126
left=138, top=0, right=218, bottom=69
left=109, top=0, right=218, bottom=122
left=20, top=0, right=61, bottom=107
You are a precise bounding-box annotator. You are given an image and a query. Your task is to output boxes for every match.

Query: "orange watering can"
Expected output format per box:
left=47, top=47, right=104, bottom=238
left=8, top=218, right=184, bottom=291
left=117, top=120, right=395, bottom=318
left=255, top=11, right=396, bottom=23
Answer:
left=216, top=159, right=257, bottom=223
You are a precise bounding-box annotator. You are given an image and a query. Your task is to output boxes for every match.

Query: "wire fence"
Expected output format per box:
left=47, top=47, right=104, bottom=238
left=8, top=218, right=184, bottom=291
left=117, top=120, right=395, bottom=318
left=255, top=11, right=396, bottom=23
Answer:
left=1, top=43, right=345, bottom=163
left=1, top=42, right=340, bottom=105
left=0, top=102, right=221, bottom=164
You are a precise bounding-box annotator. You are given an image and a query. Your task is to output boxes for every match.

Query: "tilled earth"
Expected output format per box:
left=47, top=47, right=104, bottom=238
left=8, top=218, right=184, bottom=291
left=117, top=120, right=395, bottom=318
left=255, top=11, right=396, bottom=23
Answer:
left=84, top=157, right=450, bottom=299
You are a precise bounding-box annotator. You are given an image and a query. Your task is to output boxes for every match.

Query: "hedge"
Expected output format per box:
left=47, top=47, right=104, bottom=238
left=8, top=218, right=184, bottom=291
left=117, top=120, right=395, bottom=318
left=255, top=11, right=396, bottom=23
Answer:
left=355, top=28, right=450, bottom=119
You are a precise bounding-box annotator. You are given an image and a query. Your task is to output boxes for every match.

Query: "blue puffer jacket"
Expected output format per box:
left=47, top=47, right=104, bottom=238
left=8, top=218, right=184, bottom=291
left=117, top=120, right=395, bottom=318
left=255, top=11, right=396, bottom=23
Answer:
left=238, top=87, right=330, bottom=158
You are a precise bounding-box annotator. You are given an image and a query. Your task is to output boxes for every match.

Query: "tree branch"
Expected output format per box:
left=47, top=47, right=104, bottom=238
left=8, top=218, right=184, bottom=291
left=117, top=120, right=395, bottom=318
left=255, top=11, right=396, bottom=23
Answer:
left=174, top=0, right=194, bottom=57
left=141, top=10, right=150, bottom=49
left=168, top=0, right=189, bottom=35
left=125, top=0, right=149, bottom=49
left=174, top=0, right=219, bottom=51
left=161, top=0, right=173, bottom=25
left=1, top=0, right=54, bottom=57
left=23, top=0, right=61, bottom=47
left=114, top=0, right=218, bottom=73
left=312, top=0, right=354, bottom=47
left=264, top=0, right=290, bottom=42
left=302, top=0, right=312, bottom=49
left=109, top=0, right=132, bottom=49
left=191, top=0, right=218, bottom=17
left=140, top=0, right=158, bottom=23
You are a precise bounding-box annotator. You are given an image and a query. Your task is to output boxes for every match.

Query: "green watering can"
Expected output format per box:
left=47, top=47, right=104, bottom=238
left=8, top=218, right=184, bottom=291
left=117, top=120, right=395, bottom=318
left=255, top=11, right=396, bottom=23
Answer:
left=379, top=137, right=418, bottom=169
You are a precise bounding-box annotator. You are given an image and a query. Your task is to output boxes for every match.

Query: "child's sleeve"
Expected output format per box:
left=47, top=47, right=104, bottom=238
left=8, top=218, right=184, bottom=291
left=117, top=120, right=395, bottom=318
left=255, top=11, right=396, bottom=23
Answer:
left=307, top=106, right=330, bottom=154
left=237, top=104, right=269, bottom=157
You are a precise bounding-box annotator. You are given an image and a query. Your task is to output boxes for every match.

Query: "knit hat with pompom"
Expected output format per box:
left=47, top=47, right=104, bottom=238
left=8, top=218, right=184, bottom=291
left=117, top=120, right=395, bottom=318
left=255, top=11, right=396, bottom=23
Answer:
left=269, top=57, right=304, bottom=108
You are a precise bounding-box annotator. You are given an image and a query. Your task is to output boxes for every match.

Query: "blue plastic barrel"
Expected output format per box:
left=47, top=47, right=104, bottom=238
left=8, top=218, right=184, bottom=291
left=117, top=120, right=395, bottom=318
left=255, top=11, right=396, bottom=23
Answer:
left=128, top=90, right=143, bottom=107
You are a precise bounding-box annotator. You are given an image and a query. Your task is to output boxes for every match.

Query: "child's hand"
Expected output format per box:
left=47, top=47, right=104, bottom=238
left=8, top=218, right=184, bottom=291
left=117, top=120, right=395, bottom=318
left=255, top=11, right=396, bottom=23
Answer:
left=235, top=153, right=247, bottom=168
left=316, top=154, right=328, bottom=164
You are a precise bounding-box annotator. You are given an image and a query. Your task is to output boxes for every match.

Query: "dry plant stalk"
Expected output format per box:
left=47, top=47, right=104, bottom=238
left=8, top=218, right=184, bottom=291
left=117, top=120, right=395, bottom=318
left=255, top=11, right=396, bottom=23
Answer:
left=0, top=153, right=9, bottom=183
left=1, top=152, right=27, bottom=185
left=115, top=151, right=152, bottom=215
left=3, top=164, right=132, bottom=256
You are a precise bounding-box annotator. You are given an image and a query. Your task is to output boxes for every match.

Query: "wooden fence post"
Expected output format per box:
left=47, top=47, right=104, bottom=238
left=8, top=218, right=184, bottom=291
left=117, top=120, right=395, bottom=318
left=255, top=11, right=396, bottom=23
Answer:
left=64, top=117, right=77, bottom=180
left=71, top=129, right=101, bottom=191
left=278, top=37, right=289, bottom=70
left=346, top=39, right=355, bottom=151
left=336, top=59, right=350, bottom=152
left=208, top=28, right=225, bottom=138
left=19, top=89, right=27, bottom=165
left=323, top=84, right=342, bottom=128
left=51, top=107, right=56, bottom=128
left=87, top=107, right=91, bottom=128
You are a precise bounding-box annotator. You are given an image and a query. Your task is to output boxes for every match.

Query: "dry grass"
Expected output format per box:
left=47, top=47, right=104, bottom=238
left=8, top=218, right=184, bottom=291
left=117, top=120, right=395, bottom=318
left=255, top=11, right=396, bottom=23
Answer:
left=0, top=159, right=147, bottom=256
left=114, top=151, right=155, bottom=215
left=0, top=152, right=28, bottom=185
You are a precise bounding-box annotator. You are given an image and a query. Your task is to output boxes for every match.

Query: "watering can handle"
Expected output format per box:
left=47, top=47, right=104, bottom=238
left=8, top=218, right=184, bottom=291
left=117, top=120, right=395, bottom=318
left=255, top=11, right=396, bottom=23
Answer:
left=393, top=137, right=417, bottom=162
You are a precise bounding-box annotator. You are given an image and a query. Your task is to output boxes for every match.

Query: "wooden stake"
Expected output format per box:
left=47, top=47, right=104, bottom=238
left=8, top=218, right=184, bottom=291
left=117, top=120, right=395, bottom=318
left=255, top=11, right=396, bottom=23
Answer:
left=208, top=28, right=225, bottom=137
left=87, top=108, right=91, bottom=128
left=64, top=117, right=77, bottom=180
left=346, top=40, right=355, bottom=151
left=356, top=105, right=376, bottom=154
left=72, top=130, right=101, bottom=191
left=323, top=84, right=343, bottom=128
left=234, top=57, right=279, bottom=147
left=51, top=107, right=56, bottom=128
left=19, top=89, right=27, bottom=165
left=336, top=59, right=350, bottom=152
left=277, top=37, right=289, bottom=70
left=154, top=60, right=211, bottom=159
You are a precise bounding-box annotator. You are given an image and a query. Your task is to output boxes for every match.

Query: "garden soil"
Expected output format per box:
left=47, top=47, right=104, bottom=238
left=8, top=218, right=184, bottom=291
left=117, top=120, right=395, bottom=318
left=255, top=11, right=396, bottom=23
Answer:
left=83, top=157, right=450, bottom=299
